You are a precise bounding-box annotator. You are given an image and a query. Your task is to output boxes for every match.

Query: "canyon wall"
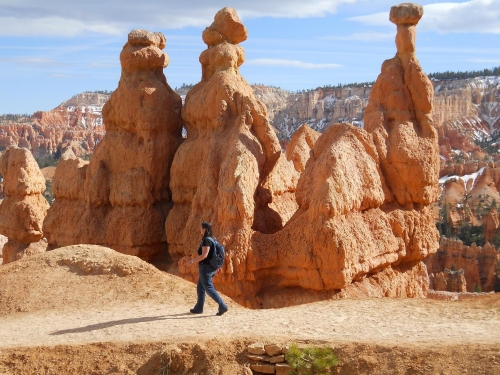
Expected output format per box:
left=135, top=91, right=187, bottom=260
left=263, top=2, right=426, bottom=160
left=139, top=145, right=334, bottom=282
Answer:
left=0, top=93, right=106, bottom=158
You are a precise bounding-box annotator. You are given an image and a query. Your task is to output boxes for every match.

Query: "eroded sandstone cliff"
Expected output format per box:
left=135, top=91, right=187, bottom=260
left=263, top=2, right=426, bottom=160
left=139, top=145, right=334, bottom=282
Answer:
left=0, top=94, right=106, bottom=159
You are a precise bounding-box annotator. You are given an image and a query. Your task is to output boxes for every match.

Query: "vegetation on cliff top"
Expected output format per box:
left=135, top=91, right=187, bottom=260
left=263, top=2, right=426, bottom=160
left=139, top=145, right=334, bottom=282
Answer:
left=428, top=66, right=500, bottom=81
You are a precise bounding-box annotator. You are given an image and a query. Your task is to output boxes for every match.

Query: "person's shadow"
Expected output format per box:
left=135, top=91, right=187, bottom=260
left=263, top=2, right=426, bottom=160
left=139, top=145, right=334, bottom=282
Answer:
left=50, top=313, right=209, bottom=335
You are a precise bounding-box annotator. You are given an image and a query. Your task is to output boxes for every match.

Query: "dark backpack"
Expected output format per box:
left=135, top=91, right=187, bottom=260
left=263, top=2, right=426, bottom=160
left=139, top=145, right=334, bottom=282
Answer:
left=207, top=237, right=225, bottom=269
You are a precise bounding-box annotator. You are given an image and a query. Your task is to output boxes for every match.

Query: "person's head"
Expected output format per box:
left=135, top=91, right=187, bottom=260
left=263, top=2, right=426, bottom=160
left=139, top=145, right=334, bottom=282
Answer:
left=201, top=221, right=213, bottom=238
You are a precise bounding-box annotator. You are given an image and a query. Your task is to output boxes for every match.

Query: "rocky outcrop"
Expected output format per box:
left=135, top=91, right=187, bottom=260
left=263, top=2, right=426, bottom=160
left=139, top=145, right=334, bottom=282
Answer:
left=43, top=29, right=183, bottom=263
left=428, top=269, right=467, bottom=293
left=167, top=7, right=299, bottom=272
left=170, top=4, right=439, bottom=308
left=364, top=3, right=439, bottom=206
left=285, top=124, right=321, bottom=173
left=0, top=98, right=106, bottom=158
left=425, top=237, right=500, bottom=292
left=0, top=147, right=49, bottom=264
left=483, top=208, right=499, bottom=242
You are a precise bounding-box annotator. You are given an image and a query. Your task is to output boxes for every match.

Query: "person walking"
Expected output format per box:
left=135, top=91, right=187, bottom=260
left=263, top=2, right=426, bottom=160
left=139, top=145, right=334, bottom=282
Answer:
left=187, top=222, right=228, bottom=316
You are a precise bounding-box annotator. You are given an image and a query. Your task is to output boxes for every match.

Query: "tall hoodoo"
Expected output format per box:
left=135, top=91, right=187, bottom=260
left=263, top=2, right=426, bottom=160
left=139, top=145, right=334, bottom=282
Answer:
left=0, top=147, right=48, bottom=264
left=364, top=2, right=439, bottom=206
left=246, top=2, right=440, bottom=307
left=43, top=29, right=183, bottom=262
left=167, top=7, right=298, bottom=295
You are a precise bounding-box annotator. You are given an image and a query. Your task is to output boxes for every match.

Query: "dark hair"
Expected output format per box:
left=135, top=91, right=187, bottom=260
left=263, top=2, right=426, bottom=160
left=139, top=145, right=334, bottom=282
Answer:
left=201, top=222, right=213, bottom=238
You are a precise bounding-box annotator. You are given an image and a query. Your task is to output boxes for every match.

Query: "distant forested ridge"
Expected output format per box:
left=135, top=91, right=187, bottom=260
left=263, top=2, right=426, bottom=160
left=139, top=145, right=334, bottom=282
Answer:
left=428, top=66, right=500, bottom=80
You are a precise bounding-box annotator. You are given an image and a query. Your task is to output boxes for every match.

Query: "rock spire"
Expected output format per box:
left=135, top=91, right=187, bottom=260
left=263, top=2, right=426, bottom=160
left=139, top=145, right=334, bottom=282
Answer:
left=43, top=29, right=182, bottom=263
left=0, top=147, right=48, bottom=264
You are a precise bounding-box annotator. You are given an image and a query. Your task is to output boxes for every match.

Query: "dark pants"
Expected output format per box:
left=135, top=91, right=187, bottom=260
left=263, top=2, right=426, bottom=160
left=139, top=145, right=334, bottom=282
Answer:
left=193, top=264, right=227, bottom=313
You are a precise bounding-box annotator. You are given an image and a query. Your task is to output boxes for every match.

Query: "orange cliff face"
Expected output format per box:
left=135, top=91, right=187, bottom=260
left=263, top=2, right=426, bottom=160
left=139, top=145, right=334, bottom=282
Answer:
left=425, top=237, right=500, bottom=292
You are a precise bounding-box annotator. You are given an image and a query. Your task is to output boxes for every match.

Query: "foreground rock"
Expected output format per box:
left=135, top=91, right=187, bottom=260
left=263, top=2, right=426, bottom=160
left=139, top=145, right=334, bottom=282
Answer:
left=0, top=147, right=48, bottom=264
left=43, top=29, right=183, bottom=263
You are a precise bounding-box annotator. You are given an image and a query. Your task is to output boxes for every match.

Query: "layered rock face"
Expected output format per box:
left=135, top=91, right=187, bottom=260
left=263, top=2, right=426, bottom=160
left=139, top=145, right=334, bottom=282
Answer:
left=0, top=96, right=106, bottom=159
left=0, top=147, right=48, bottom=264
left=167, top=7, right=299, bottom=277
left=170, top=4, right=439, bottom=308
left=425, top=237, right=500, bottom=292
left=43, top=29, right=182, bottom=262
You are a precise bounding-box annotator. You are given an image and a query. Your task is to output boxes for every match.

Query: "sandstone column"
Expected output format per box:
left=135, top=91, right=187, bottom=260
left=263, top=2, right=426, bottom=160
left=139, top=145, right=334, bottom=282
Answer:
left=166, top=8, right=298, bottom=295
left=43, top=30, right=183, bottom=264
left=0, top=146, right=49, bottom=264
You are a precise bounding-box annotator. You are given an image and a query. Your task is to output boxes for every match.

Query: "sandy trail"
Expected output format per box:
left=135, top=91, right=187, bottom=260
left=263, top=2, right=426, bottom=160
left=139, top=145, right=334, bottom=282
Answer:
left=1, top=248, right=500, bottom=373
left=2, top=297, right=499, bottom=349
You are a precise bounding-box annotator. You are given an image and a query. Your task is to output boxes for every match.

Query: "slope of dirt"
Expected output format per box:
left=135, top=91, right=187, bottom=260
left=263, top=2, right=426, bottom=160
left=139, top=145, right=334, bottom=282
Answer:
left=0, top=245, right=197, bottom=316
left=0, top=245, right=499, bottom=374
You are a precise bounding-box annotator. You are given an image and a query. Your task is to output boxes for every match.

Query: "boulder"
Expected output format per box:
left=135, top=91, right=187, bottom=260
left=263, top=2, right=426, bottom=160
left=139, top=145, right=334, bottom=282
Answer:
left=285, top=124, right=321, bottom=173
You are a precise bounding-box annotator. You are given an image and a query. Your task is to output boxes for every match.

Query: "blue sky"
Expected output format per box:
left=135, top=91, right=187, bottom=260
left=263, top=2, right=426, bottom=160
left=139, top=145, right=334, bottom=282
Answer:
left=1, top=0, right=499, bottom=114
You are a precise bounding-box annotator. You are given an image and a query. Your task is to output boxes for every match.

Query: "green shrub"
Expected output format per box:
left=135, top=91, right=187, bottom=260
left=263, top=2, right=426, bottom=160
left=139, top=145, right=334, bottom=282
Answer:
left=285, top=343, right=338, bottom=375
left=35, top=154, right=58, bottom=169
left=43, top=180, right=54, bottom=205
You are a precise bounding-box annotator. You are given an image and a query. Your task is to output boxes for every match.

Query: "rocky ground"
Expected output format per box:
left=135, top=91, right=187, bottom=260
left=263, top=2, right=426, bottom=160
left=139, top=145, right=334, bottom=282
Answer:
left=0, top=245, right=499, bottom=374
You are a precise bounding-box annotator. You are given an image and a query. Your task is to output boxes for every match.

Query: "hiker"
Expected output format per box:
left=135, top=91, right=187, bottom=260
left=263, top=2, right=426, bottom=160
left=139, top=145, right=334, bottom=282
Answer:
left=187, top=221, right=228, bottom=316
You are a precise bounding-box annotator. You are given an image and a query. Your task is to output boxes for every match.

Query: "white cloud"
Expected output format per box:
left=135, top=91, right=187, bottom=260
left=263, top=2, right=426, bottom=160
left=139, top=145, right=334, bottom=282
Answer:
left=247, top=58, right=342, bottom=69
left=90, top=62, right=120, bottom=68
left=48, top=73, right=77, bottom=78
left=320, top=32, right=393, bottom=42
left=348, top=0, right=500, bottom=34
left=0, top=0, right=359, bottom=37
left=467, top=59, right=500, bottom=63
left=0, top=57, right=61, bottom=65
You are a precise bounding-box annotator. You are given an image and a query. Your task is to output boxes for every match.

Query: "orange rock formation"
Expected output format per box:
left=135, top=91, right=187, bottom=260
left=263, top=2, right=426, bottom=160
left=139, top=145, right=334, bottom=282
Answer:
left=169, top=4, right=440, bottom=308
left=285, top=124, right=321, bottom=173
left=0, top=147, right=48, bottom=264
left=425, top=237, right=500, bottom=292
left=43, top=29, right=182, bottom=263
left=428, top=268, right=467, bottom=293
left=166, top=7, right=299, bottom=271
left=0, top=114, right=104, bottom=159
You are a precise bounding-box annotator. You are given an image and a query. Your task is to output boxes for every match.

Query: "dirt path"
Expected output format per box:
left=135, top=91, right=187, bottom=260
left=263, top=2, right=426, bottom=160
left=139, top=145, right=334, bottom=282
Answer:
left=1, top=246, right=500, bottom=374
left=2, top=297, right=499, bottom=349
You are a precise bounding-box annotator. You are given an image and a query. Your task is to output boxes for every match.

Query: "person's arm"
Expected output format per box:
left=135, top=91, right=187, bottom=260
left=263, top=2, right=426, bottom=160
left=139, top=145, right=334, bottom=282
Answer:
left=188, top=246, right=210, bottom=265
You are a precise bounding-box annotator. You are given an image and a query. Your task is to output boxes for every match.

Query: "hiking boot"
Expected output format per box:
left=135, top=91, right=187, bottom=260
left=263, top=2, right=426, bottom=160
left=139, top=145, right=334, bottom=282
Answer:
left=216, top=307, right=228, bottom=316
